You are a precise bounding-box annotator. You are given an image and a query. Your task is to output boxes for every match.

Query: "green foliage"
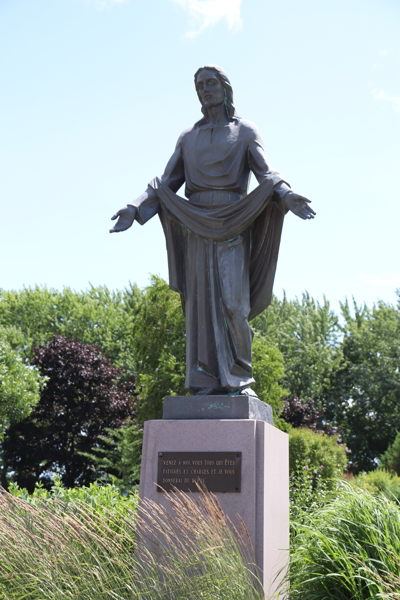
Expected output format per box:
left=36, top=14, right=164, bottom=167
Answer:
left=253, top=292, right=342, bottom=407
left=2, top=335, right=136, bottom=491
left=132, top=276, right=187, bottom=423
left=0, top=487, right=263, bottom=600
left=138, top=349, right=186, bottom=421
left=251, top=333, right=286, bottom=426
left=0, top=284, right=141, bottom=373
left=0, top=327, right=45, bottom=440
left=335, top=295, right=400, bottom=472
left=289, top=465, right=340, bottom=525
left=351, top=469, right=400, bottom=503
left=9, top=475, right=139, bottom=529
left=1, top=282, right=399, bottom=483
left=0, top=324, right=26, bottom=353
left=289, top=427, right=347, bottom=483
left=84, top=420, right=143, bottom=493
left=287, top=484, right=400, bottom=600
left=381, top=430, right=400, bottom=475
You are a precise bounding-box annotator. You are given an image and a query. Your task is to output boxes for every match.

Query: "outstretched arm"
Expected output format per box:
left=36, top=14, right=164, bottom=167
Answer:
left=248, top=124, right=315, bottom=220
left=110, top=136, right=186, bottom=233
left=282, top=192, right=316, bottom=220
left=109, top=204, right=137, bottom=233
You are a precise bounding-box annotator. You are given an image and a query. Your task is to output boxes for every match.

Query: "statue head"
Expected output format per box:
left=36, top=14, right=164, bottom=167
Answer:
left=194, top=65, right=237, bottom=121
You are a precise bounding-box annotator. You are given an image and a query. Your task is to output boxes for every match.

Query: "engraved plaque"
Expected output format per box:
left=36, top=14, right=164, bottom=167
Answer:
left=157, top=451, right=242, bottom=493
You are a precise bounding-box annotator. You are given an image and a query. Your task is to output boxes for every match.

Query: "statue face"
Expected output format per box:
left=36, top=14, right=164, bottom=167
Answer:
left=195, top=69, right=225, bottom=109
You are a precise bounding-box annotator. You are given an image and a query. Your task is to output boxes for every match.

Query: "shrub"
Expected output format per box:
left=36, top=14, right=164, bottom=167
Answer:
left=289, top=427, right=347, bottom=483
left=287, top=484, right=400, bottom=600
left=8, top=476, right=139, bottom=538
left=381, top=430, right=400, bottom=475
left=289, top=466, right=340, bottom=525
left=351, top=469, right=400, bottom=503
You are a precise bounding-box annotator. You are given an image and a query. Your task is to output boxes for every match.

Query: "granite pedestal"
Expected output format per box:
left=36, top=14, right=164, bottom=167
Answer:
left=163, top=394, right=273, bottom=422
left=140, top=396, right=289, bottom=599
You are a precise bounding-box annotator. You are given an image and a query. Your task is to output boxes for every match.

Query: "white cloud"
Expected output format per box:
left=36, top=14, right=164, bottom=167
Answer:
left=372, top=88, right=400, bottom=113
left=378, top=49, right=389, bottom=57
left=170, top=0, right=243, bottom=38
left=357, top=273, right=400, bottom=286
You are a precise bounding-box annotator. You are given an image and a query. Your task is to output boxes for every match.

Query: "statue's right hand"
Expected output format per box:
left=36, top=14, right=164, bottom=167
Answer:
left=109, top=205, right=137, bottom=233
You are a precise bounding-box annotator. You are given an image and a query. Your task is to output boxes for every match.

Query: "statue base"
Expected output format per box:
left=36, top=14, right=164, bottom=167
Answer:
left=163, top=394, right=273, bottom=423
left=140, top=416, right=288, bottom=598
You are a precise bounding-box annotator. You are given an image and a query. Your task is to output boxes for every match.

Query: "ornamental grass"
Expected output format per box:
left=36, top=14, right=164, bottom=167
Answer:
left=0, top=486, right=263, bottom=600
left=286, top=483, right=400, bottom=600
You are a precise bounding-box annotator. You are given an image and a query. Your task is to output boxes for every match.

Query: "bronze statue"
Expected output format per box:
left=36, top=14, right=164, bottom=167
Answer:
left=110, top=65, right=315, bottom=397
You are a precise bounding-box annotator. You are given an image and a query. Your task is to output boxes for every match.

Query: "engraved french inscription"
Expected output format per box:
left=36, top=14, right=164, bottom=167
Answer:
left=157, top=451, right=242, bottom=493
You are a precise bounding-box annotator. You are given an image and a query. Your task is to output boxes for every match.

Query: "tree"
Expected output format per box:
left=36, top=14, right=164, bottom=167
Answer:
left=132, top=276, right=186, bottom=423
left=253, top=292, right=342, bottom=408
left=0, top=284, right=141, bottom=374
left=332, top=294, right=400, bottom=472
left=282, top=395, right=339, bottom=436
left=84, top=420, right=143, bottom=493
left=381, top=430, right=400, bottom=475
left=0, top=326, right=44, bottom=441
left=2, top=335, right=137, bottom=491
left=252, top=334, right=287, bottom=426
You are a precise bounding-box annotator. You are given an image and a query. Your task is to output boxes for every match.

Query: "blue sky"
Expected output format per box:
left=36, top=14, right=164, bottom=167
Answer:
left=1, top=0, right=399, bottom=312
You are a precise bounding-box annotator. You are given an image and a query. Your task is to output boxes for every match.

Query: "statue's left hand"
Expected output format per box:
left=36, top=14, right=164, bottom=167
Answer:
left=284, top=192, right=316, bottom=220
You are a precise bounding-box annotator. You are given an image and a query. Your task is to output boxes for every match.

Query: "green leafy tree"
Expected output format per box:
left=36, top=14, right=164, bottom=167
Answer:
left=0, top=284, right=141, bottom=374
left=252, top=334, right=287, bottom=426
left=253, top=292, right=342, bottom=408
left=2, top=335, right=137, bottom=491
left=0, top=326, right=44, bottom=441
left=132, top=276, right=187, bottom=424
left=333, top=294, right=400, bottom=472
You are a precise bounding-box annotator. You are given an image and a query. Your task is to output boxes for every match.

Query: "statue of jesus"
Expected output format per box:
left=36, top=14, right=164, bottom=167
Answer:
left=110, top=65, right=315, bottom=397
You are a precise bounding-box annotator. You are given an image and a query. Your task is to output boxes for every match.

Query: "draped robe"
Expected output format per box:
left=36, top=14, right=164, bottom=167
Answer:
left=130, top=118, right=289, bottom=393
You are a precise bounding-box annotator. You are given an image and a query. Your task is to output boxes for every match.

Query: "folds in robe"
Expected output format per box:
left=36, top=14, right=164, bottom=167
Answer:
left=151, top=177, right=285, bottom=322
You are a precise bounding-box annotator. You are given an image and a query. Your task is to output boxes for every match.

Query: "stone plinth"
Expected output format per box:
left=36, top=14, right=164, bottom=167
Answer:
left=163, top=394, right=273, bottom=423
left=140, top=419, right=289, bottom=599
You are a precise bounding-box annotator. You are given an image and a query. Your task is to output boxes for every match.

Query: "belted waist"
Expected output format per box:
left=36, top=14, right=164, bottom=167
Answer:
left=188, top=190, right=242, bottom=206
